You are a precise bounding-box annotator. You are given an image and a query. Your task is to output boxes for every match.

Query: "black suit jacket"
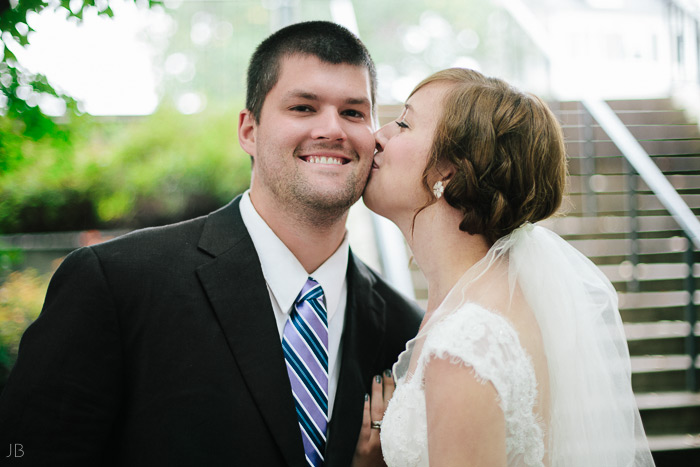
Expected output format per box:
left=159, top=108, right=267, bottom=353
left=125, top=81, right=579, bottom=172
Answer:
left=0, top=196, right=423, bottom=466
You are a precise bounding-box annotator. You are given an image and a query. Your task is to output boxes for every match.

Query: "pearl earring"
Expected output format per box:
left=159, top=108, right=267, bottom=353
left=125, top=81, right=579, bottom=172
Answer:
left=433, top=180, right=445, bottom=199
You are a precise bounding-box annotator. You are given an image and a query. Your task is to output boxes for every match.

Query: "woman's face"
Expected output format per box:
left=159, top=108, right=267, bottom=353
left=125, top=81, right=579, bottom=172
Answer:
left=363, top=81, right=451, bottom=225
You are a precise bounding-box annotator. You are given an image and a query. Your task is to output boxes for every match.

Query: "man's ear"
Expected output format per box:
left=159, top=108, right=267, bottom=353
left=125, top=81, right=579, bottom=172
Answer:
left=238, top=109, right=257, bottom=157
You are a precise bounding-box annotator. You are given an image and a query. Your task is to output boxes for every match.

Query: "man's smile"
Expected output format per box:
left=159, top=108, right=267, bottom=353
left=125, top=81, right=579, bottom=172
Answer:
left=300, top=155, right=349, bottom=165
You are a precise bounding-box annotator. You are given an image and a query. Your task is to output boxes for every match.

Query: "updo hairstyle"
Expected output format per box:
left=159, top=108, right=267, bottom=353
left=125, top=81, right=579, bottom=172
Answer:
left=412, top=68, right=567, bottom=244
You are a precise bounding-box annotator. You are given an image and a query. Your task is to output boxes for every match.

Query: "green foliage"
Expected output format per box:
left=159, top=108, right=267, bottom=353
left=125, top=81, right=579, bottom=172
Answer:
left=0, top=104, right=251, bottom=233
left=0, top=0, right=156, bottom=142
left=0, top=241, right=23, bottom=277
left=0, top=267, right=50, bottom=384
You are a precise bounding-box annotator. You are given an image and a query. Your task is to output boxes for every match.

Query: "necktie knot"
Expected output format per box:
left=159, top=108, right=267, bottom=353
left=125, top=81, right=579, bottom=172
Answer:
left=296, top=277, right=325, bottom=307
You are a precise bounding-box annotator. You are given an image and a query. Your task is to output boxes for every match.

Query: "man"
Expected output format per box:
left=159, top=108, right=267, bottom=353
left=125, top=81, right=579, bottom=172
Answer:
left=0, top=21, right=422, bottom=467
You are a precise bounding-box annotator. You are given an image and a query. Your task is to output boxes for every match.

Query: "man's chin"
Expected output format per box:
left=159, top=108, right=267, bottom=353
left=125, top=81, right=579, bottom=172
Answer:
left=293, top=183, right=357, bottom=211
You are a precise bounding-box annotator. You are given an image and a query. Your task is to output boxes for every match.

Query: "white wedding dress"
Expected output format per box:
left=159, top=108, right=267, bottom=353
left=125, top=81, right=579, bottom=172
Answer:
left=380, top=224, right=655, bottom=467
left=382, top=303, right=545, bottom=466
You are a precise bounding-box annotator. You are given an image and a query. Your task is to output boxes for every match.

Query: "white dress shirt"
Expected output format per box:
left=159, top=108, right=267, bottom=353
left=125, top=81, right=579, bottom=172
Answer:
left=239, top=190, right=348, bottom=418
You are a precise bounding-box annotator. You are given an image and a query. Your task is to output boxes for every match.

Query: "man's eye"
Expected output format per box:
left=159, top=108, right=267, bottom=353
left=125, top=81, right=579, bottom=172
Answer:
left=396, top=120, right=409, bottom=129
left=290, top=105, right=314, bottom=112
left=342, top=109, right=365, bottom=119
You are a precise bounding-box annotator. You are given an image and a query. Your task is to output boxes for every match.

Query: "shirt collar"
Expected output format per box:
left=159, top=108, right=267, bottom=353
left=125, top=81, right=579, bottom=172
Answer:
left=239, top=190, right=349, bottom=317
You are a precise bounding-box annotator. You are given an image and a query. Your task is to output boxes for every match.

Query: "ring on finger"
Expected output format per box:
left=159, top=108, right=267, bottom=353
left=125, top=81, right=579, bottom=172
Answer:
left=371, top=420, right=382, bottom=430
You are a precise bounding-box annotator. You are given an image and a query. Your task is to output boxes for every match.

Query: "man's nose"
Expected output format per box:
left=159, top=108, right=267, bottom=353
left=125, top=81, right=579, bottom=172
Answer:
left=311, top=109, right=347, bottom=141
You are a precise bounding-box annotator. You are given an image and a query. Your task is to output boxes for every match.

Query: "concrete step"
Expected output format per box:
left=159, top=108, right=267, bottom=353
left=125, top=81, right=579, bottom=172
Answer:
left=651, top=443, right=700, bottom=467
left=648, top=433, right=700, bottom=451
left=567, top=154, right=700, bottom=177
left=605, top=99, right=677, bottom=112
left=565, top=139, right=700, bottom=157
left=563, top=193, right=700, bottom=214
left=625, top=321, right=699, bottom=339
left=631, top=354, right=698, bottom=373
left=543, top=214, right=699, bottom=236
left=565, top=174, right=700, bottom=193
left=557, top=109, right=690, bottom=126
left=622, top=307, right=689, bottom=325
left=566, top=237, right=694, bottom=258
left=557, top=99, right=677, bottom=112
left=637, top=391, right=700, bottom=410
left=561, top=123, right=700, bottom=141
left=566, top=142, right=700, bottom=160
left=637, top=392, right=700, bottom=436
left=631, top=355, right=699, bottom=392
left=625, top=322, right=700, bottom=356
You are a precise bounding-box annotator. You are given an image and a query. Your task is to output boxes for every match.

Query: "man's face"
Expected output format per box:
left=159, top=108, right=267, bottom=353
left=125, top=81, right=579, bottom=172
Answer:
left=239, top=54, right=375, bottom=218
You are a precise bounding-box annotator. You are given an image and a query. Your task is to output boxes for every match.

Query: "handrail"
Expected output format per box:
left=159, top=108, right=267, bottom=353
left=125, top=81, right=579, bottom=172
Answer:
left=582, top=98, right=700, bottom=250
left=498, top=0, right=700, bottom=251
left=499, top=0, right=700, bottom=394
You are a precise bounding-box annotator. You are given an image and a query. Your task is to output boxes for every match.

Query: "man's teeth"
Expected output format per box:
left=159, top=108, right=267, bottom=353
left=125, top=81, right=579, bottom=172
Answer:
left=307, top=156, right=343, bottom=165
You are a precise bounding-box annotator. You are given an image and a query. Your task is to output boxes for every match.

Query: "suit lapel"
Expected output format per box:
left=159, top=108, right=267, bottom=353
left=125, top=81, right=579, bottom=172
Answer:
left=195, top=197, right=306, bottom=467
left=325, top=254, right=387, bottom=467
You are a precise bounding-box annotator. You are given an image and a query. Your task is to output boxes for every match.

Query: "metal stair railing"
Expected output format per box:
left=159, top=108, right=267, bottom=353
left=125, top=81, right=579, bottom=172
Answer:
left=581, top=98, right=700, bottom=392
left=499, top=0, right=700, bottom=393
left=581, top=98, right=700, bottom=250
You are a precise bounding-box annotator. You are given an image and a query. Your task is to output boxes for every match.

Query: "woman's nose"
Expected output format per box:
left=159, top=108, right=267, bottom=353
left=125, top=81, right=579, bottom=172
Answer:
left=374, top=122, right=396, bottom=152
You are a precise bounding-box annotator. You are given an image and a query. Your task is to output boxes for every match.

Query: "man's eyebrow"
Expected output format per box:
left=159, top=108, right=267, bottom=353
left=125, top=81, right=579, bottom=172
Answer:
left=345, top=97, right=371, bottom=107
left=284, top=90, right=319, bottom=101
left=282, top=90, right=370, bottom=107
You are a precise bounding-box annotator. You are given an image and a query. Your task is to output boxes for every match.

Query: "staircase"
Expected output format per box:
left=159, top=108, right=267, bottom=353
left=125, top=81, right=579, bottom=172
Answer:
left=548, top=98, right=700, bottom=466
left=381, top=98, right=700, bottom=465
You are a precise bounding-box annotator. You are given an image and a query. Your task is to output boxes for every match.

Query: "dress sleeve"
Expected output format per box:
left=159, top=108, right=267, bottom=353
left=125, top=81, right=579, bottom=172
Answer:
left=417, top=303, right=534, bottom=415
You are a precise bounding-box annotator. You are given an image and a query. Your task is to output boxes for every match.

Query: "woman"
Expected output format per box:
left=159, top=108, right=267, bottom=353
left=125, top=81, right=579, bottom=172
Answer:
left=355, top=69, right=655, bottom=466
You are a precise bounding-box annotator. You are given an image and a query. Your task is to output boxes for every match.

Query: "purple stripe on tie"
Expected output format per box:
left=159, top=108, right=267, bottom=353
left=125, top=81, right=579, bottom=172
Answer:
left=296, top=301, right=328, bottom=349
left=285, top=326, right=328, bottom=389
left=286, top=362, right=328, bottom=430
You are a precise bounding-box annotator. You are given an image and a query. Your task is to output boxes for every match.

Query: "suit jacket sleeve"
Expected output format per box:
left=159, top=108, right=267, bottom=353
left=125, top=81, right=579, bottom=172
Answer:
left=0, top=247, right=123, bottom=466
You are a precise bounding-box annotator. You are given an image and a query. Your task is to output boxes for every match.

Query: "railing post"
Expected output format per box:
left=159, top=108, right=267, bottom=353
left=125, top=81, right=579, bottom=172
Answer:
left=685, top=233, right=698, bottom=392
left=581, top=105, right=597, bottom=216
left=626, top=160, right=640, bottom=293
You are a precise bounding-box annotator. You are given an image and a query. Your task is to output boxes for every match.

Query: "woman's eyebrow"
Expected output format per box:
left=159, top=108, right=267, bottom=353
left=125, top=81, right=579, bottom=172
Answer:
left=398, top=104, right=411, bottom=121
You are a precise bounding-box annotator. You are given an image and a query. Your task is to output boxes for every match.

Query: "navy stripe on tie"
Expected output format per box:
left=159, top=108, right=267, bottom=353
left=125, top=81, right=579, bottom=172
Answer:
left=293, top=396, right=326, bottom=454
left=307, top=298, right=328, bottom=327
left=282, top=340, right=328, bottom=412
left=290, top=312, right=328, bottom=368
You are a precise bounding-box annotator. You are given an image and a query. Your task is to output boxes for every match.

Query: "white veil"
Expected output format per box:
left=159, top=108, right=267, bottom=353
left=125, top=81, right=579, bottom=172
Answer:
left=393, top=223, right=655, bottom=466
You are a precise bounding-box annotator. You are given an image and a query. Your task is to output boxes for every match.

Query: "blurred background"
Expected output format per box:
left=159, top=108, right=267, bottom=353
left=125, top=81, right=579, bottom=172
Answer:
left=1, top=0, right=699, bottom=464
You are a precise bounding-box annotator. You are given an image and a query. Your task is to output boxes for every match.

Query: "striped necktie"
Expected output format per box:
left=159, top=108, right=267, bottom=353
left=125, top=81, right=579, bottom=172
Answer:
left=282, top=277, right=329, bottom=467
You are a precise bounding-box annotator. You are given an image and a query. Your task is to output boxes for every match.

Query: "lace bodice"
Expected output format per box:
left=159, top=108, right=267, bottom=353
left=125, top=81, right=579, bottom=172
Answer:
left=381, top=303, right=545, bottom=466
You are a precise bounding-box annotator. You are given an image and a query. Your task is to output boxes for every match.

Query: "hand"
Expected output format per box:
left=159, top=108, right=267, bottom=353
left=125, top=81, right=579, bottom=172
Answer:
left=351, top=370, right=395, bottom=467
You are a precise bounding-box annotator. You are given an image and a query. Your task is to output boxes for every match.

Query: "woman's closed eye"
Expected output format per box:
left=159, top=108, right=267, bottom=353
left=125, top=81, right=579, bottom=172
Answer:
left=396, top=120, right=409, bottom=129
